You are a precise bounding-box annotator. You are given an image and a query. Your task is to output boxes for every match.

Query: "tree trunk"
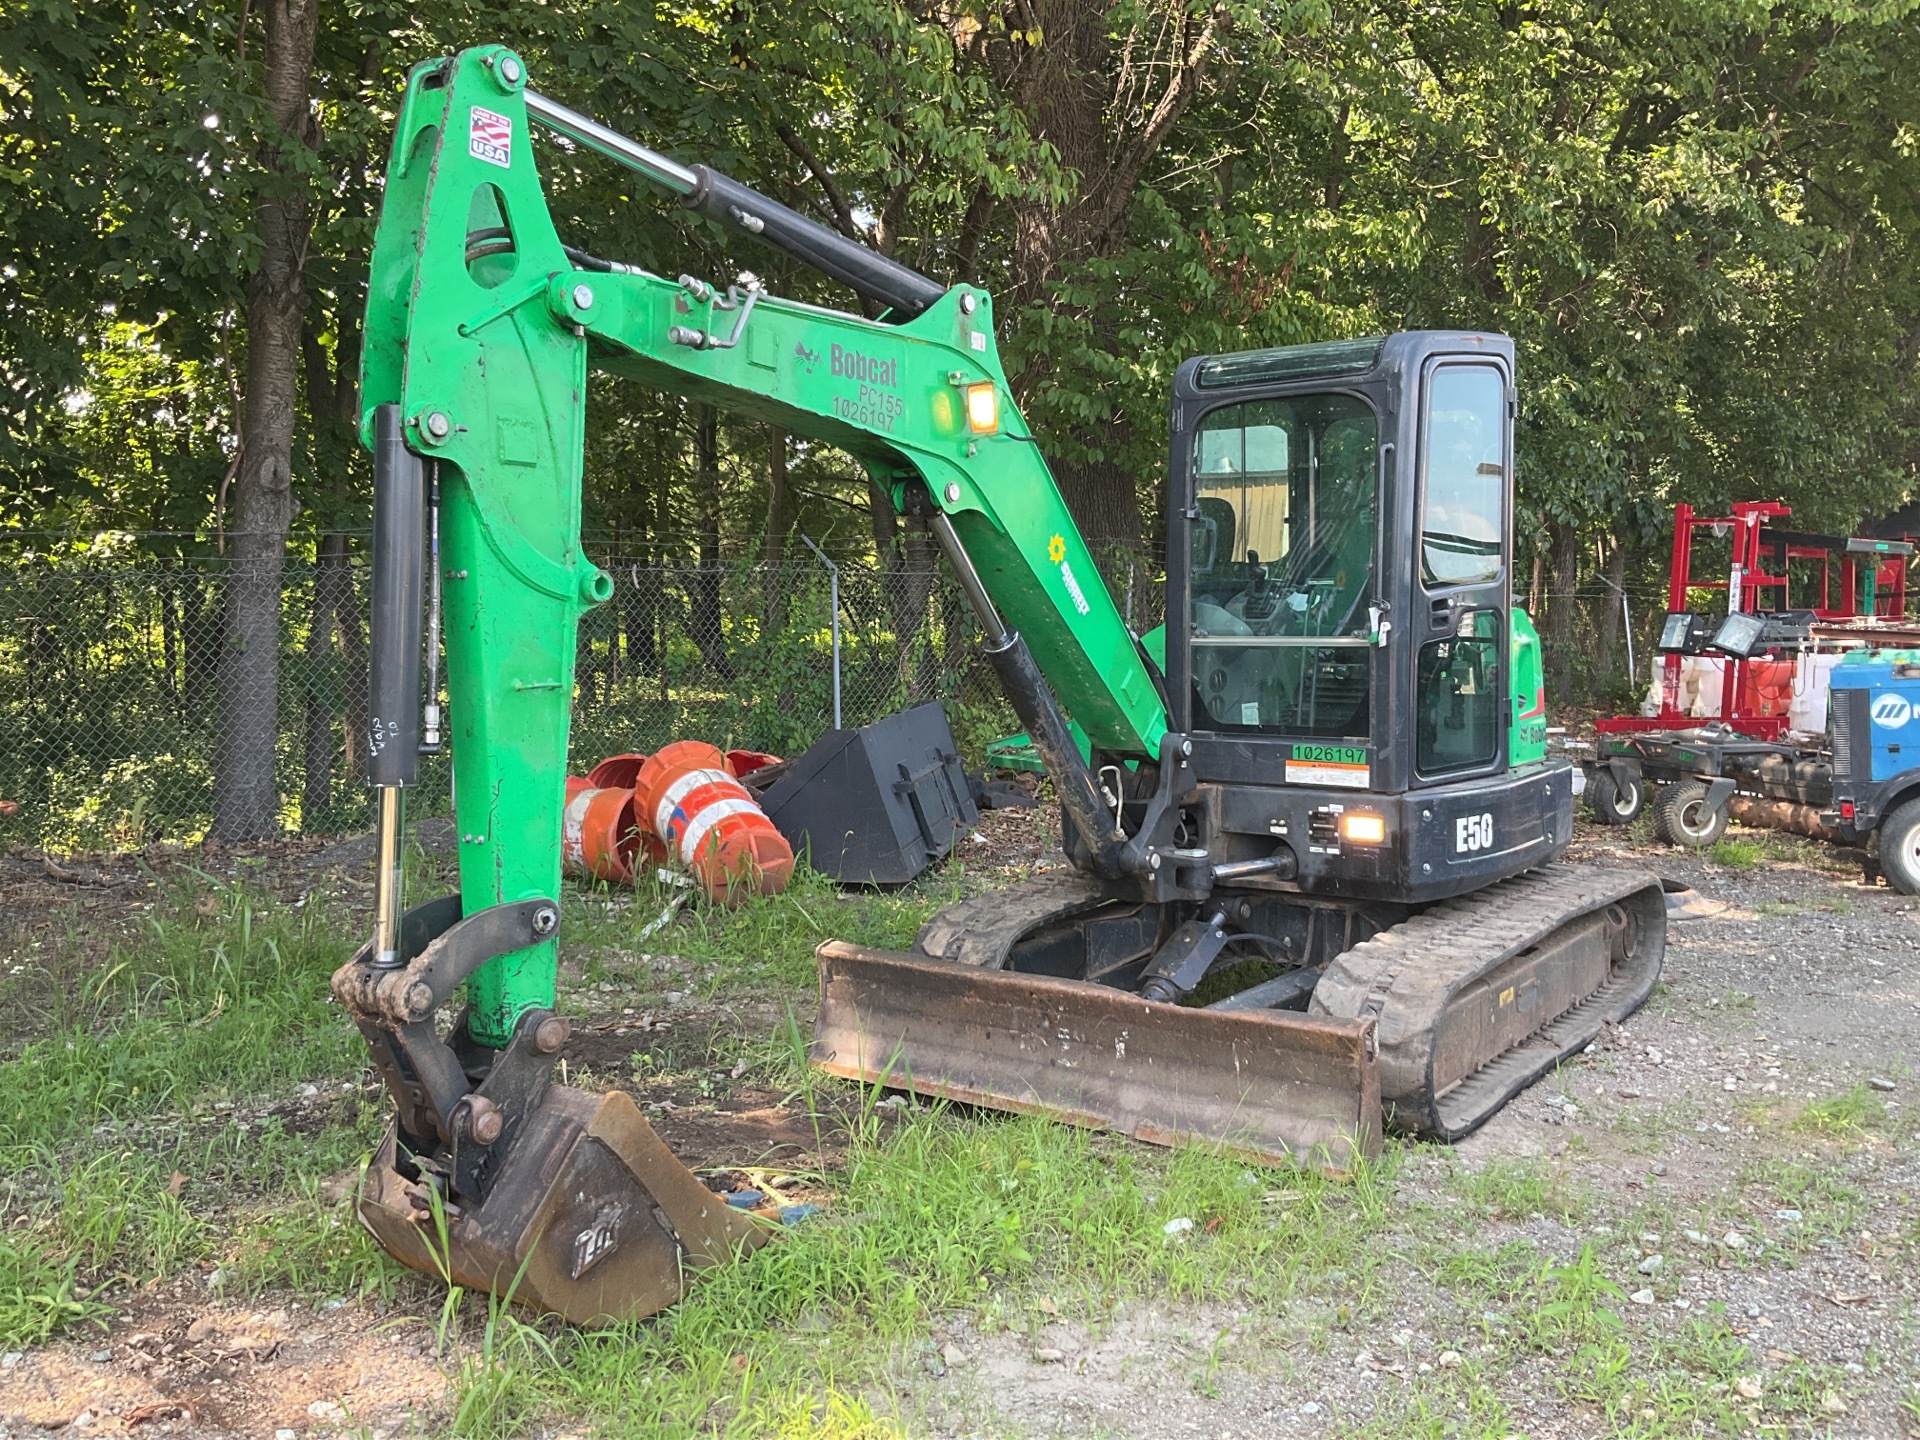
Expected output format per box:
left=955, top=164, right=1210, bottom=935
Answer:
left=1598, top=539, right=1627, bottom=682
left=212, top=0, right=318, bottom=841
left=1544, top=522, right=1580, bottom=701
left=895, top=524, right=939, bottom=701
left=761, top=427, right=795, bottom=570
left=961, top=1, right=1228, bottom=553
left=335, top=557, right=368, bottom=785
left=1053, top=451, right=1143, bottom=552
left=761, top=427, right=796, bottom=633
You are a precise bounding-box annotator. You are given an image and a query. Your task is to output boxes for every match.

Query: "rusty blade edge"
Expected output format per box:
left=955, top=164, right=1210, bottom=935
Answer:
left=811, top=940, right=1383, bottom=1165
left=814, top=939, right=1378, bottom=1049
left=811, top=1053, right=1373, bottom=1171
left=811, top=1054, right=1373, bottom=1169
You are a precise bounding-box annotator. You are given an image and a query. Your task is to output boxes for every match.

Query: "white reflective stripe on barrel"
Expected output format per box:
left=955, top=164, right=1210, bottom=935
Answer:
left=678, top=796, right=763, bottom=863
left=653, top=767, right=738, bottom=839
left=563, top=787, right=595, bottom=864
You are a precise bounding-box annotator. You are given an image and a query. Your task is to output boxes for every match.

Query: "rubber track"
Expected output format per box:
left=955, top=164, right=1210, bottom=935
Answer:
left=914, top=871, right=1110, bottom=969
left=1310, top=864, right=1666, bottom=1141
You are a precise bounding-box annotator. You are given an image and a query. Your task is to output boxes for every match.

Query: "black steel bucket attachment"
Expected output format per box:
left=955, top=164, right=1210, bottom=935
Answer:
left=811, top=941, right=1381, bottom=1171
left=358, top=1085, right=766, bottom=1325
left=756, top=701, right=978, bottom=884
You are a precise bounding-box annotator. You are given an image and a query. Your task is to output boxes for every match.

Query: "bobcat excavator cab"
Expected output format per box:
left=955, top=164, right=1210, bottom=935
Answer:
left=814, top=332, right=1666, bottom=1156
left=335, top=45, right=1665, bottom=1322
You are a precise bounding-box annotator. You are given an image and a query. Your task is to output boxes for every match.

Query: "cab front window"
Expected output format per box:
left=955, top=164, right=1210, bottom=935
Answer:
left=1189, top=394, right=1377, bottom=738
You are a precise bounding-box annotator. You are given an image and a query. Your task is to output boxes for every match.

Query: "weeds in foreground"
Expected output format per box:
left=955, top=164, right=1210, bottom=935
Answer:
left=1450, top=1156, right=1589, bottom=1222
left=0, top=879, right=391, bottom=1346
left=0, top=1232, right=109, bottom=1347
left=1532, top=1245, right=1627, bottom=1344
left=474, top=1105, right=1401, bottom=1438
left=565, top=860, right=958, bottom=994
left=1792, top=1085, right=1885, bottom=1142
left=0, top=876, right=360, bottom=1153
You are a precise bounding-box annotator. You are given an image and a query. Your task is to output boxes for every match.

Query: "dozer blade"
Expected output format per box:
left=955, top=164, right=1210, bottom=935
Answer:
left=812, top=941, right=1381, bottom=1170
left=357, top=1085, right=768, bottom=1325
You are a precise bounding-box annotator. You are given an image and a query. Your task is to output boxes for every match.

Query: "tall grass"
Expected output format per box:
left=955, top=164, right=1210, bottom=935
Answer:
left=0, top=876, right=383, bottom=1346
left=0, top=876, right=360, bottom=1151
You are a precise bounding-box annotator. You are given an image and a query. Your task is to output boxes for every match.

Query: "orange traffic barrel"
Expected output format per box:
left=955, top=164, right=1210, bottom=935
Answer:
left=587, top=752, right=647, bottom=789
left=1740, top=659, right=1794, bottom=717
left=724, top=749, right=782, bottom=780
left=634, top=740, right=794, bottom=903
left=562, top=783, right=643, bottom=885
left=584, top=753, right=665, bottom=862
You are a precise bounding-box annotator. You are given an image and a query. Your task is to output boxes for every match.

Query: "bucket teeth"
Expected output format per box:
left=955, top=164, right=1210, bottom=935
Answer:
left=358, top=1085, right=769, bottom=1324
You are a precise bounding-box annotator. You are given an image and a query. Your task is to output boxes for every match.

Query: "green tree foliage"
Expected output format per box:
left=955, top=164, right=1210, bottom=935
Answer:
left=1, top=0, right=1917, bottom=722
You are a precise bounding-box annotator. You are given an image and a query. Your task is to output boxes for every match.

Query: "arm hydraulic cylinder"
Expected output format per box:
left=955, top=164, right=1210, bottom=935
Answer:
left=523, top=90, right=946, bottom=320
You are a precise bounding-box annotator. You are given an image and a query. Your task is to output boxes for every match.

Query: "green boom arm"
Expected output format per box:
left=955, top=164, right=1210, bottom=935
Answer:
left=360, top=46, right=1169, bottom=1044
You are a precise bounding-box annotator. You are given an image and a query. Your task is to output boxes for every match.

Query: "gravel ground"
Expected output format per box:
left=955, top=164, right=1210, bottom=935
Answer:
left=912, top=820, right=1920, bottom=1438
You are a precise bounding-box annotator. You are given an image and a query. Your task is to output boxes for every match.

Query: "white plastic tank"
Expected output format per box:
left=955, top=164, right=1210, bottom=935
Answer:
left=1680, top=655, right=1725, bottom=718
left=1789, top=651, right=1845, bottom=734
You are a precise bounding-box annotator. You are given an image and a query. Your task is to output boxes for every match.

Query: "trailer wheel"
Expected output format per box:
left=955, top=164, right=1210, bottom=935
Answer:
left=1653, top=780, right=1728, bottom=849
left=1877, top=798, right=1920, bottom=895
left=1587, top=768, right=1644, bottom=826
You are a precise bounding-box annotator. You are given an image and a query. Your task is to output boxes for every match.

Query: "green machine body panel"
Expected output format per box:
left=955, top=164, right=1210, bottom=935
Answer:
left=1508, top=606, right=1549, bottom=768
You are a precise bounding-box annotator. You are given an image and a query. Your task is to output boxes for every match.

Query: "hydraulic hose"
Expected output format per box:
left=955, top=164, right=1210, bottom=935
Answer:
left=524, top=89, right=944, bottom=319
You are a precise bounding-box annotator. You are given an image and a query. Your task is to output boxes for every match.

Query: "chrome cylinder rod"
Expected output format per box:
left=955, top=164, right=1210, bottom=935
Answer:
left=371, top=786, right=405, bottom=969
left=421, top=464, right=443, bottom=754
left=524, top=90, right=698, bottom=195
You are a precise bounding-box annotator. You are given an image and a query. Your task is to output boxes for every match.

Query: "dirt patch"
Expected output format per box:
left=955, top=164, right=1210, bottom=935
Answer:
left=558, top=1014, right=887, bottom=1175
left=0, top=1292, right=447, bottom=1438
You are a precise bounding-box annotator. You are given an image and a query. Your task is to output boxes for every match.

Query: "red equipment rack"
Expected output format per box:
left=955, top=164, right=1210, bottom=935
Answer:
left=1595, top=501, right=1911, bottom=741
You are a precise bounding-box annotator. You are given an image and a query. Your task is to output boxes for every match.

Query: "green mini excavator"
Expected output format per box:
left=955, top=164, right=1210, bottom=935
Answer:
left=334, top=45, right=1665, bottom=1323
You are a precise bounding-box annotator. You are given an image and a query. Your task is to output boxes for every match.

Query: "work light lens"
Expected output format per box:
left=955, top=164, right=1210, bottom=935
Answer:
left=1341, top=812, right=1386, bottom=845
left=966, top=383, right=998, bottom=433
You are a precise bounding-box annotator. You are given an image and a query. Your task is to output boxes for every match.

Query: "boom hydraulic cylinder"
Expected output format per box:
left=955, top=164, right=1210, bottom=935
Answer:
left=367, top=403, right=425, bottom=967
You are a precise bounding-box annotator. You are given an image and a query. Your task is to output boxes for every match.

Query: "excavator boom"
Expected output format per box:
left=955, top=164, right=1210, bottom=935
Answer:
left=338, top=44, right=1196, bottom=1321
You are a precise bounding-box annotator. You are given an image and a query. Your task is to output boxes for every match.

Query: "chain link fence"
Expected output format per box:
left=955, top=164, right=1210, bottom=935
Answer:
left=0, top=543, right=1074, bottom=852
left=6, top=532, right=1682, bottom=855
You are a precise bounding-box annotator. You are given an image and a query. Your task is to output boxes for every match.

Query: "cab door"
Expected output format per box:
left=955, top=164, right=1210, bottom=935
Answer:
left=1412, top=359, right=1512, bottom=785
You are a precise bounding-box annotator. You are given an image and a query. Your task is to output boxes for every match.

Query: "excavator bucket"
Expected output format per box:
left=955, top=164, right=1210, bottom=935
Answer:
left=811, top=941, right=1381, bottom=1170
left=356, top=1085, right=768, bottom=1325
left=333, top=892, right=771, bottom=1327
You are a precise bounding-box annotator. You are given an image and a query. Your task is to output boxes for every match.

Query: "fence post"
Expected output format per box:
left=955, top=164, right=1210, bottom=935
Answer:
left=798, top=533, right=841, bottom=729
